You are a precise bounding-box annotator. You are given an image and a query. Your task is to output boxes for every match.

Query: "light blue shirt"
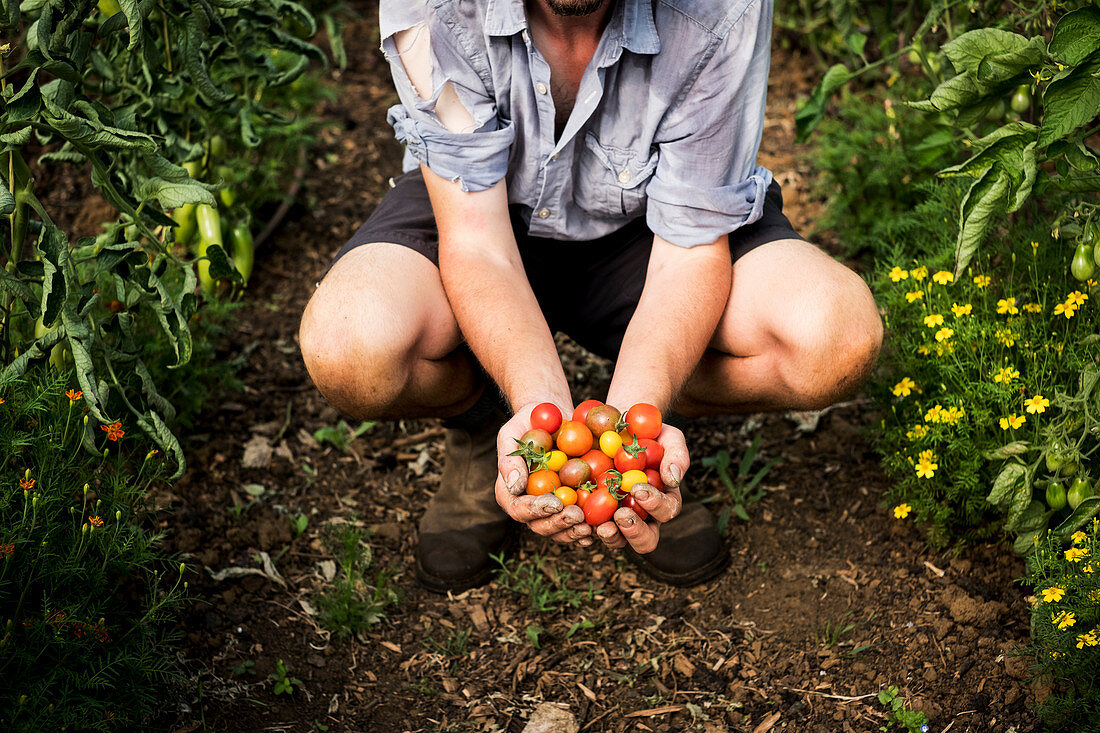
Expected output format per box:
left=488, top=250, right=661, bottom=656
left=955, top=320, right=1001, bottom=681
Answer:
left=380, top=0, right=774, bottom=247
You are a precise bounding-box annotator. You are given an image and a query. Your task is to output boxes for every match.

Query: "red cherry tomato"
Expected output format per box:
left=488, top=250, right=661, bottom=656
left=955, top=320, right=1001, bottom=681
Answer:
left=638, top=438, right=663, bottom=470
left=556, top=420, right=594, bottom=457
left=614, top=446, right=646, bottom=473
left=644, top=469, right=664, bottom=492
left=624, top=403, right=662, bottom=440
left=572, top=399, right=603, bottom=423
left=581, top=449, right=614, bottom=479
left=530, top=402, right=562, bottom=434
left=583, top=487, right=619, bottom=526
left=526, top=469, right=561, bottom=496
left=621, top=494, right=648, bottom=521
left=575, top=487, right=592, bottom=509
left=595, top=470, right=622, bottom=494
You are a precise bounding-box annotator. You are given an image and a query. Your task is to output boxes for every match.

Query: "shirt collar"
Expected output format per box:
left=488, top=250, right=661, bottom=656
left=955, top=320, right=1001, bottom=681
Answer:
left=484, top=0, right=661, bottom=56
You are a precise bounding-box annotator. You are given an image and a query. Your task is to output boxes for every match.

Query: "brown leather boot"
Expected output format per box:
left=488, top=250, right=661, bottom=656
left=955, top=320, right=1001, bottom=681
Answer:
left=624, top=502, right=729, bottom=587
left=416, top=398, right=515, bottom=593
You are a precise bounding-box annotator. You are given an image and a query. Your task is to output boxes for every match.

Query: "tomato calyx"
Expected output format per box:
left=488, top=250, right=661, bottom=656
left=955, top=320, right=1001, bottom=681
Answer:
left=509, top=438, right=548, bottom=471
left=620, top=434, right=646, bottom=458
left=578, top=480, right=596, bottom=493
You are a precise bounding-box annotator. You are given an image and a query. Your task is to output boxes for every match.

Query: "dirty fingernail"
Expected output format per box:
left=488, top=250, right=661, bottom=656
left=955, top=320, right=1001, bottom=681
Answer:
left=540, top=498, right=561, bottom=515
left=669, top=465, right=682, bottom=486
left=618, top=514, right=636, bottom=527
left=507, top=470, right=523, bottom=495
left=633, top=488, right=651, bottom=501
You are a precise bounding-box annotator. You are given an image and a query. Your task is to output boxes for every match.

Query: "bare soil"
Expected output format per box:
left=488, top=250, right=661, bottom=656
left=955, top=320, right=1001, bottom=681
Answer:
left=146, top=4, right=1040, bottom=732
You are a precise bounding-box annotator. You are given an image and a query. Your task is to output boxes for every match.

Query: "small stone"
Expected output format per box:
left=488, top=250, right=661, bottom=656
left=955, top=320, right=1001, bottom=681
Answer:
left=522, top=703, right=577, bottom=733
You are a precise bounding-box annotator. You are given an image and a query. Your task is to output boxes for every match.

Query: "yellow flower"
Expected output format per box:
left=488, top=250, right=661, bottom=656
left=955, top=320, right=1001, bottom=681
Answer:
left=941, top=406, right=965, bottom=425
left=894, top=503, right=912, bottom=519
left=973, top=275, right=991, bottom=288
left=996, top=297, right=1020, bottom=315
left=1072, top=531, right=1087, bottom=544
left=1054, top=302, right=1077, bottom=319
left=918, top=449, right=937, bottom=462
left=923, top=314, right=944, bottom=328
left=910, top=266, right=928, bottom=281
left=1022, top=302, right=1042, bottom=313
left=905, top=290, right=924, bottom=303
left=1030, top=241, right=1039, bottom=253
left=1053, top=610, right=1077, bottom=630
left=916, top=344, right=932, bottom=355
left=889, top=266, right=909, bottom=282
left=932, top=270, right=954, bottom=285
left=951, top=303, right=973, bottom=317
left=915, top=457, right=937, bottom=478
left=999, top=413, right=1026, bottom=430
left=1024, top=395, right=1049, bottom=414
left=88, top=515, right=104, bottom=528
left=1076, top=631, right=1098, bottom=649
left=906, top=424, right=929, bottom=440
left=892, top=377, right=917, bottom=397
left=924, top=405, right=944, bottom=423
left=1041, top=585, right=1067, bottom=603
left=993, top=366, right=1020, bottom=384
left=935, top=327, right=954, bottom=342
left=1066, top=547, right=1089, bottom=563
left=1068, top=290, right=1088, bottom=306
left=994, top=328, right=1018, bottom=347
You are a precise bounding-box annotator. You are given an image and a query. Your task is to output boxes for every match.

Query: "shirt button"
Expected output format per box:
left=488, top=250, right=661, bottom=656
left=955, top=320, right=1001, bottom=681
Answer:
left=550, top=153, right=559, bottom=161
left=538, top=208, right=551, bottom=219
left=536, top=82, right=548, bottom=95
left=618, top=170, right=631, bottom=183
left=521, top=30, right=529, bottom=43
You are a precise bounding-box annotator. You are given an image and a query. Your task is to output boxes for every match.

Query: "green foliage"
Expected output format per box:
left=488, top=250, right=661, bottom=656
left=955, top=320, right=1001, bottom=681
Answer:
left=268, top=659, right=302, bottom=696
left=312, top=522, right=400, bottom=638
left=816, top=610, right=876, bottom=656
left=491, top=552, right=601, bottom=612
left=877, top=685, right=930, bottom=732
left=873, top=213, right=1098, bottom=547
left=0, top=370, right=188, bottom=732
left=1025, top=522, right=1100, bottom=728
left=313, top=420, right=374, bottom=453
left=701, top=437, right=780, bottom=533
left=0, top=0, right=329, bottom=475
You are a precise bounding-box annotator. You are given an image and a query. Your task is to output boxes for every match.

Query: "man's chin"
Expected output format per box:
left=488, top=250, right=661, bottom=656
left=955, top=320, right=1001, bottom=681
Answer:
left=544, top=0, right=607, bottom=17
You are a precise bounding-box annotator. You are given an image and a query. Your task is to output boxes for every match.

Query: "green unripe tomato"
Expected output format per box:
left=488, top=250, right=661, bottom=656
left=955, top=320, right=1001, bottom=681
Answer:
left=907, top=48, right=922, bottom=65
left=210, top=135, right=228, bottom=160
left=97, top=0, right=121, bottom=16
left=1061, top=460, right=1080, bottom=478
left=983, top=99, right=1006, bottom=123
left=229, top=222, right=254, bottom=284
left=1046, top=482, right=1068, bottom=511
left=173, top=204, right=197, bottom=248
left=1046, top=445, right=1066, bottom=473
left=1068, top=477, right=1093, bottom=510
left=1010, top=85, right=1031, bottom=114
left=1071, top=243, right=1095, bottom=281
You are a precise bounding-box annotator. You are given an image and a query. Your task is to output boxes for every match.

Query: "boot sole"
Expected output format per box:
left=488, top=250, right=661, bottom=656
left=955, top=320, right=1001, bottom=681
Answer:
left=624, top=544, right=732, bottom=587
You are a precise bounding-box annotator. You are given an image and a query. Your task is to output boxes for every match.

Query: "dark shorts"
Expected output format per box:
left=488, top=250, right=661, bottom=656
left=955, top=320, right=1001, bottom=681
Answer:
left=325, top=169, right=803, bottom=361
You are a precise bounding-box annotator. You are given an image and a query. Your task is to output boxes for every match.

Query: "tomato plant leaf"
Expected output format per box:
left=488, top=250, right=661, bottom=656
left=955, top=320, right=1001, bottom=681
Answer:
left=1054, top=496, right=1100, bottom=539
left=953, top=165, right=1011, bottom=276
left=929, top=71, right=982, bottom=112
left=135, top=177, right=216, bottom=209
left=1047, top=140, right=1099, bottom=171
left=982, top=441, right=1030, bottom=460
left=136, top=409, right=186, bottom=479
left=987, top=459, right=1027, bottom=508
left=1049, top=6, right=1100, bottom=67
left=942, top=28, right=1030, bottom=75
left=1038, top=53, right=1100, bottom=148
left=0, top=186, right=13, bottom=217
left=35, top=226, right=68, bottom=328
left=974, top=36, right=1045, bottom=85
left=794, top=63, right=852, bottom=143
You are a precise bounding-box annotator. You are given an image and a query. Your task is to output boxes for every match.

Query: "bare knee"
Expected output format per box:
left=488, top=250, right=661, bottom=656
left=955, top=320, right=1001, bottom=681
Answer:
left=299, top=285, right=414, bottom=418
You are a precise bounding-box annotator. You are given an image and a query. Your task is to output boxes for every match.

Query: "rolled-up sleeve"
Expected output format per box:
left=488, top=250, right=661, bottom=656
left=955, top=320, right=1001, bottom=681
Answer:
left=380, top=1, right=514, bottom=192
left=645, top=0, right=774, bottom=246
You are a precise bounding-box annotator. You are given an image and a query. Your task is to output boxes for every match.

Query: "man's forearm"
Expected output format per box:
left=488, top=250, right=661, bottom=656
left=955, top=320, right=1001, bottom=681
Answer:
left=606, top=235, right=732, bottom=412
left=424, top=166, right=570, bottom=410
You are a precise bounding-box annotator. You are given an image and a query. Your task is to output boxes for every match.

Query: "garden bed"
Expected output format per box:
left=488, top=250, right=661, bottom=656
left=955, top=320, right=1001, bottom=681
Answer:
left=147, top=8, right=1040, bottom=733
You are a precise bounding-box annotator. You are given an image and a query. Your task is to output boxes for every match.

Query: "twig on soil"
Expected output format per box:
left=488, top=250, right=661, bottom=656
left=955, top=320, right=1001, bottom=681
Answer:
left=390, top=427, right=446, bottom=449
left=781, top=686, right=878, bottom=703
left=923, top=560, right=946, bottom=577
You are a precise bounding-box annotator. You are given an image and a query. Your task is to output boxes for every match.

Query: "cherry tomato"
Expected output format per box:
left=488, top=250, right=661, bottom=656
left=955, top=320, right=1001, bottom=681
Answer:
left=615, top=445, right=646, bottom=473
left=621, top=469, right=648, bottom=493
left=559, top=458, right=592, bottom=488
left=581, top=449, right=614, bottom=479
left=572, top=399, right=603, bottom=423
left=554, top=485, right=578, bottom=506
left=545, top=450, right=568, bottom=472
left=1071, top=243, right=1095, bottom=281
left=595, top=470, right=622, bottom=494
left=575, top=487, right=592, bottom=509
left=585, top=404, right=622, bottom=437
left=599, top=430, right=623, bottom=458
left=1046, top=482, right=1067, bottom=511
left=624, top=403, right=662, bottom=440
left=556, top=420, right=594, bottom=457
left=526, top=469, right=561, bottom=496
left=520, top=429, right=553, bottom=453
left=638, top=438, right=663, bottom=470
left=530, top=402, right=563, bottom=434
left=621, top=494, right=648, bottom=521
left=1010, top=84, right=1030, bottom=114
left=1068, top=477, right=1093, bottom=509
left=583, top=487, right=620, bottom=526
left=644, top=468, right=664, bottom=491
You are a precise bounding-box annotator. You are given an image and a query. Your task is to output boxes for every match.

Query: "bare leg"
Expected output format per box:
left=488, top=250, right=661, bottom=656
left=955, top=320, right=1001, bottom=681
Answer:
left=675, top=239, right=883, bottom=416
left=299, top=243, right=481, bottom=421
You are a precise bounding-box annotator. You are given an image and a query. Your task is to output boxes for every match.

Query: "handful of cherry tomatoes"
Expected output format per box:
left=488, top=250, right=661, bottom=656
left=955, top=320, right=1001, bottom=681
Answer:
left=512, top=400, right=666, bottom=527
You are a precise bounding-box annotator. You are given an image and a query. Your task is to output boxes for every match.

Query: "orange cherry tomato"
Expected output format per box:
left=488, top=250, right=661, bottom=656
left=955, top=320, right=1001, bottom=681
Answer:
left=556, top=420, right=594, bottom=457
left=526, top=469, right=561, bottom=496
left=581, top=449, right=613, bottom=479
left=624, top=403, right=662, bottom=441
left=554, top=485, right=578, bottom=506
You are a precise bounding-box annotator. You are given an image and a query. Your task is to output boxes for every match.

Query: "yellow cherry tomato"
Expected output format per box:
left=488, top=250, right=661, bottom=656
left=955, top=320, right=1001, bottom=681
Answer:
left=554, top=485, right=578, bottom=506
left=545, top=450, right=568, bottom=472
left=599, top=430, right=623, bottom=458
left=621, top=469, right=649, bottom=493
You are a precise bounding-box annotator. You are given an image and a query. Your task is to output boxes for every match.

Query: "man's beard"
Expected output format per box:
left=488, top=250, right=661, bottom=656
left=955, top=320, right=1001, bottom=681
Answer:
left=544, top=0, right=606, bottom=17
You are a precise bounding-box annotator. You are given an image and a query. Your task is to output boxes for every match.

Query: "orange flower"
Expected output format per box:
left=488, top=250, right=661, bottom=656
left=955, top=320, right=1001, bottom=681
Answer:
left=88, top=516, right=104, bottom=528
left=0, top=542, right=14, bottom=559
left=100, top=422, right=125, bottom=442
left=19, top=477, right=35, bottom=490
left=66, top=389, right=83, bottom=402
